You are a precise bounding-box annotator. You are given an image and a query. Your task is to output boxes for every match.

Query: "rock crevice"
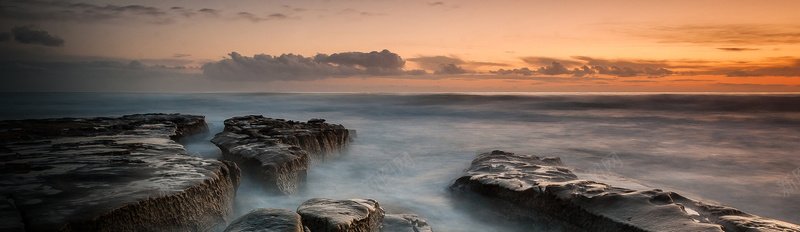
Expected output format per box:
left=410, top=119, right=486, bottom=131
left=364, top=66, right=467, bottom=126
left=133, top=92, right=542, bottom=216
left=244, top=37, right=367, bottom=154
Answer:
left=211, top=115, right=351, bottom=195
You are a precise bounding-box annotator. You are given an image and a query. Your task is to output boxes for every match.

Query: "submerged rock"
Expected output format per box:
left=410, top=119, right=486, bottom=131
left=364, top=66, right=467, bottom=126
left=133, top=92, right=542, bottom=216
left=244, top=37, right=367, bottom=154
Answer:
left=449, top=150, right=800, bottom=232
left=297, top=198, right=384, bottom=232
left=0, top=113, right=241, bottom=232
left=211, top=115, right=351, bottom=195
left=224, top=208, right=307, bottom=232
left=381, top=214, right=432, bottom=232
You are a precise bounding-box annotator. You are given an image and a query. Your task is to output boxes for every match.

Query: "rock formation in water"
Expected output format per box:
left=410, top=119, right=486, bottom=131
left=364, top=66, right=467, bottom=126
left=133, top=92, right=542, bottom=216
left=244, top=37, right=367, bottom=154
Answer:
left=0, top=113, right=241, bottom=232
left=297, top=198, right=384, bottom=232
left=449, top=150, right=800, bottom=232
left=225, top=199, right=432, bottom=232
left=211, top=115, right=351, bottom=195
left=224, top=208, right=309, bottom=232
left=381, top=213, right=432, bottom=232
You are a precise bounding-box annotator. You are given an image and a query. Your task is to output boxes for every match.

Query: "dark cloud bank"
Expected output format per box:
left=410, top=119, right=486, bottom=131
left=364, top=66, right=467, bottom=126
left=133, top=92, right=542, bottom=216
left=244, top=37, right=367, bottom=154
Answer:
left=201, top=49, right=424, bottom=81
left=0, top=1, right=284, bottom=24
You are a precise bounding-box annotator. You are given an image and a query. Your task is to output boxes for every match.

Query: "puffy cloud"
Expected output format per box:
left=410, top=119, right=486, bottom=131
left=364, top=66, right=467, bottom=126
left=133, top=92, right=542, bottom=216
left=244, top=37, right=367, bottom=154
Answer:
left=202, top=49, right=409, bottom=81
left=571, top=65, right=596, bottom=77
left=11, top=26, right=64, bottom=47
left=536, top=61, right=571, bottom=75
left=493, top=58, right=676, bottom=78
left=594, top=66, right=641, bottom=77
left=434, top=63, right=472, bottom=74
left=314, top=49, right=405, bottom=70
left=491, top=67, right=535, bottom=76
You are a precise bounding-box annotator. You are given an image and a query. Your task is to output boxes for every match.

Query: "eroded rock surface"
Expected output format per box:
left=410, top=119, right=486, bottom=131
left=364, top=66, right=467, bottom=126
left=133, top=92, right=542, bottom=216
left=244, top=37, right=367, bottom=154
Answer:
left=225, top=208, right=307, bottom=232
left=297, top=198, right=384, bottom=232
left=0, top=113, right=241, bottom=232
left=381, top=214, right=432, bottom=232
left=449, top=150, right=800, bottom=232
left=211, top=115, right=351, bottom=195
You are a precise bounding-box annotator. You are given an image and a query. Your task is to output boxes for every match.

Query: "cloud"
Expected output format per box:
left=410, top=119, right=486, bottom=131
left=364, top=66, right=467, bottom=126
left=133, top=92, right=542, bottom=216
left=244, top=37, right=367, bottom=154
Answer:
left=536, top=61, right=571, bottom=75
left=407, top=55, right=508, bottom=72
left=721, top=58, right=800, bottom=77
left=0, top=1, right=224, bottom=24
left=173, top=53, right=191, bottom=58
left=429, top=2, right=445, bottom=6
left=644, top=67, right=675, bottom=77
left=520, top=57, right=583, bottom=67
left=237, top=12, right=289, bottom=22
left=493, top=59, right=673, bottom=78
left=571, top=56, right=669, bottom=70
left=434, top=63, right=472, bottom=74
left=202, top=49, right=409, bottom=81
left=198, top=8, right=221, bottom=16
left=10, top=26, right=64, bottom=47
left=717, top=48, right=759, bottom=52
left=627, top=24, right=800, bottom=45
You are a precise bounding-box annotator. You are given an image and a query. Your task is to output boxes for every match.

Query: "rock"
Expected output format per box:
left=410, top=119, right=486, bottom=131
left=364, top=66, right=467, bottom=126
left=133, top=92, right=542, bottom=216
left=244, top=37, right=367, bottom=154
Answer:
left=381, top=214, right=432, bottom=232
left=211, top=115, right=351, bottom=195
left=0, top=113, right=241, bottom=232
left=297, top=198, right=384, bottom=232
left=224, top=208, right=305, bottom=232
left=449, top=150, right=800, bottom=232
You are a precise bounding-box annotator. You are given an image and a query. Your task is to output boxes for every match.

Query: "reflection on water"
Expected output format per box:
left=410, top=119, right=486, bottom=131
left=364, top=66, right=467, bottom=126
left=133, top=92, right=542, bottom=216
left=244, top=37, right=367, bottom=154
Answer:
left=3, top=92, right=800, bottom=231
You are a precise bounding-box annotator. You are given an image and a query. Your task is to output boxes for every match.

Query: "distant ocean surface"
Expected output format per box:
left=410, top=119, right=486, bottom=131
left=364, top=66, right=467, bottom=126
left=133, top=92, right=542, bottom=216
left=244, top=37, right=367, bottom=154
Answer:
left=3, top=92, right=800, bottom=231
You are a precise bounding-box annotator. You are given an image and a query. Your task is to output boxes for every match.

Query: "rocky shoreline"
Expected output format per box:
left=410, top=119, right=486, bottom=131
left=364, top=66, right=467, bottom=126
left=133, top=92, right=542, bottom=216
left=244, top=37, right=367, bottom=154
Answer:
left=3, top=113, right=796, bottom=231
left=0, top=114, right=241, bottom=232
left=449, top=150, right=800, bottom=232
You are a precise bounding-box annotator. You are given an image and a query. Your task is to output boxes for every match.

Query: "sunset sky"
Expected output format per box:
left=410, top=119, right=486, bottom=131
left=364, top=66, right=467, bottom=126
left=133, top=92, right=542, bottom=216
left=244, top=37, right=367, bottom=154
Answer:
left=1, top=0, right=799, bottom=92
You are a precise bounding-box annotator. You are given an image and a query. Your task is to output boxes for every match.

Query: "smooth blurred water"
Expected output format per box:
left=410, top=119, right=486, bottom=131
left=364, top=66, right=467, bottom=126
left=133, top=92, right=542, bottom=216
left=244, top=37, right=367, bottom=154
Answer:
left=3, top=92, right=800, bottom=231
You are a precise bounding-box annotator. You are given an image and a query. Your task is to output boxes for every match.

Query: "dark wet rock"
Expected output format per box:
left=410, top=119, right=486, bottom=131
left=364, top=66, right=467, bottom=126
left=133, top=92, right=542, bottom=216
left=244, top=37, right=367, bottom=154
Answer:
left=0, top=197, right=24, bottom=232
left=211, top=115, right=351, bottom=195
left=0, top=113, right=241, bottom=232
left=449, top=150, right=800, bottom=232
left=381, top=214, right=432, bottom=232
left=224, top=208, right=305, bottom=232
left=297, top=198, right=384, bottom=232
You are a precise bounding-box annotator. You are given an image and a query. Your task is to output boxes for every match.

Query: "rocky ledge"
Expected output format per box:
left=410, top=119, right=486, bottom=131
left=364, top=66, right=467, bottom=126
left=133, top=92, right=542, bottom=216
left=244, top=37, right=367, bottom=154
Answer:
left=0, top=113, right=241, bottom=232
left=211, top=116, right=351, bottom=195
left=226, top=198, right=430, bottom=232
left=449, top=150, right=800, bottom=232
left=297, top=198, right=384, bottom=232
left=224, top=208, right=308, bottom=232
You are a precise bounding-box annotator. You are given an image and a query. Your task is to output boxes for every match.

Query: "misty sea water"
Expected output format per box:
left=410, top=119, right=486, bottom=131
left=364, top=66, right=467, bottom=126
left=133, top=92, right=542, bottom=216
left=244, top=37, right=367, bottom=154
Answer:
left=2, top=92, right=799, bottom=231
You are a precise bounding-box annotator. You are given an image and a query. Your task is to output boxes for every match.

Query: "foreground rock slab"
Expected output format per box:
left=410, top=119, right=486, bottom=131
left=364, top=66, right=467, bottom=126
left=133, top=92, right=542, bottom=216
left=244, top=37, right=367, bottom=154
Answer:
left=0, top=114, right=241, bottom=232
left=449, top=150, right=800, bottom=232
left=297, top=198, right=384, bottom=232
left=225, top=208, right=308, bottom=232
left=211, top=115, right=351, bottom=195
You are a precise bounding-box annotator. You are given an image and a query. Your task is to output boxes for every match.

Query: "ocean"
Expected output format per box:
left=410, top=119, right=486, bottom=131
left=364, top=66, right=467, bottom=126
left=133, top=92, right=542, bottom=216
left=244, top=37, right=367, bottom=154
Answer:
left=2, top=92, right=799, bottom=231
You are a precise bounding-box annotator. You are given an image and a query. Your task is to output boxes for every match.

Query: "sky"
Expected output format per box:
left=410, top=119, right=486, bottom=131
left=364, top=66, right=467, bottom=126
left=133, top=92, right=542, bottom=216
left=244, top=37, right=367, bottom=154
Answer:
left=1, top=0, right=799, bottom=92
